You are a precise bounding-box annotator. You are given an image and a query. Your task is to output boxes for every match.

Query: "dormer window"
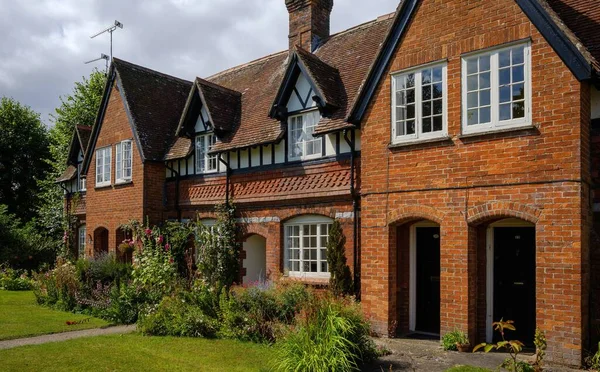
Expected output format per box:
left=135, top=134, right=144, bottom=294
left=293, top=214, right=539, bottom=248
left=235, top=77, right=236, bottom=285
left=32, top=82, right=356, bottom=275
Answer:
left=116, top=140, right=133, bottom=183
left=288, top=110, right=322, bottom=161
left=77, top=163, right=86, bottom=191
left=196, top=133, right=218, bottom=174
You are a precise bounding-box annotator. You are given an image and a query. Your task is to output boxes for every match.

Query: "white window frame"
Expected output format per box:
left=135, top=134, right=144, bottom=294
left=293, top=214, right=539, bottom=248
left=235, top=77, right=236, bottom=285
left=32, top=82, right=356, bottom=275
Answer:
left=77, top=163, right=86, bottom=191
left=115, top=140, right=133, bottom=184
left=95, top=146, right=111, bottom=187
left=461, top=41, right=532, bottom=135
left=78, top=225, right=86, bottom=258
left=195, top=133, right=218, bottom=174
left=284, top=215, right=332, bottom=279
left=287, top=110, right=322, bottom=161
left=391, top=62, right=448, bottom=144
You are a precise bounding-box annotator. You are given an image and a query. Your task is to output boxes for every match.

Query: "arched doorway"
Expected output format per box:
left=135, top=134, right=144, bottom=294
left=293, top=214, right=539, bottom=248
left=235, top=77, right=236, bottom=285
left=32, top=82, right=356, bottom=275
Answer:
left=395, top=219, right=441, bottom=336
left=486, top=218, right=536, bottom=344
left=93, top=227, right=109, bottom=257
left=242, top=234, right=267, bottom=285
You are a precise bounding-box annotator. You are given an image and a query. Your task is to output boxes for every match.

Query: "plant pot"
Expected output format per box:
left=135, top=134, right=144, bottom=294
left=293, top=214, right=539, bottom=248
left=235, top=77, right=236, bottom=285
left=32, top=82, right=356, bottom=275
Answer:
left=456, top=343, right=471, bottom=352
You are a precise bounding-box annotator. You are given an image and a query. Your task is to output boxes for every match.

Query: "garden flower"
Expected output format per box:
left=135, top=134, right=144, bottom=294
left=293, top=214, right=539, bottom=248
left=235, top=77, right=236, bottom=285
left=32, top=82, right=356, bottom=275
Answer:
left=157, top=235, right=164, bottom=244
left=164, top=243, right=171, bottom=251
left=145, top=228, right=152, bottom=236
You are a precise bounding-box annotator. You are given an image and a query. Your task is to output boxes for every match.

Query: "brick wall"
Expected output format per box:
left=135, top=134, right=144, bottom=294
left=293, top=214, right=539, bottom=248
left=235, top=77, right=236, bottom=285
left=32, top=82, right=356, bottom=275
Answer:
left=359, top=0, right=591, bottom=366
left=85, top=84, right=145, bottom=256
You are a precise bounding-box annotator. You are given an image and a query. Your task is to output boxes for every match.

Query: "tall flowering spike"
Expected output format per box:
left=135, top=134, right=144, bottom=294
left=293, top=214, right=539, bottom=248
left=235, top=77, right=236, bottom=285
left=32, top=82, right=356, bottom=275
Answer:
left=145, top=228, right=152, bottom=236
left=164, top=243, right=171, bottom=251
left=157, top=235, right=164, bottom=245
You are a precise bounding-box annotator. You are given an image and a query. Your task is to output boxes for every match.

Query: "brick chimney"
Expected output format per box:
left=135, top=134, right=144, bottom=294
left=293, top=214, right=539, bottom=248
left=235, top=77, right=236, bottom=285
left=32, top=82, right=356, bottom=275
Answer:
left=285, top=0, right=333, bottom=51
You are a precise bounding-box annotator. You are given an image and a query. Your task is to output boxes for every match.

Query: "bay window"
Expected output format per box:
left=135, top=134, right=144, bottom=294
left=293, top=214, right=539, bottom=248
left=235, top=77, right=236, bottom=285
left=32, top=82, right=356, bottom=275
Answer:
left=116, top=140, right=132, bottom=183
left=284, top=215, right=332, bottom=278
left=288, top=110, right=322, bottom=161
left=95, top=146, right=111, bottom=187
left=462, top=42, right=531, bottom=134
left=196, top=133, right=218, bottom=174
left=391, top=63, right=447, bottom=143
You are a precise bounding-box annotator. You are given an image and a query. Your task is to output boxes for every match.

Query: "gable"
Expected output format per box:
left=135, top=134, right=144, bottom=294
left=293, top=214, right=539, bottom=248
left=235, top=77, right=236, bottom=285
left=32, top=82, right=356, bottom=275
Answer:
left=349, top=0, right=596, bottom=124
left=194, top=105, right=211, bottom=133
left=287, top=72, right=318, bottom=113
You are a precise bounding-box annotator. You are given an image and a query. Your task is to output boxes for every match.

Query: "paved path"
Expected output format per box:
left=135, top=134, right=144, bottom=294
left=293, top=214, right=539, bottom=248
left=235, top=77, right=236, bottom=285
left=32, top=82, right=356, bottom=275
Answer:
left=0, top=325, right=136, bottom=350
left=363, top=337, right=580, bottom=372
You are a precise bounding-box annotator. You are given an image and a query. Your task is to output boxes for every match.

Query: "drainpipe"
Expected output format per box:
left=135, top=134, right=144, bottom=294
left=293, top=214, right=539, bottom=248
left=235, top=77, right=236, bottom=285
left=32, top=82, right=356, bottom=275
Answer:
left=343, top=129, right=360, bottom=297
left=59, top=182, right=72, bottom=256
left=165, top=164, right=181, bottom=221
left=218, top=153, right=231, bottom=205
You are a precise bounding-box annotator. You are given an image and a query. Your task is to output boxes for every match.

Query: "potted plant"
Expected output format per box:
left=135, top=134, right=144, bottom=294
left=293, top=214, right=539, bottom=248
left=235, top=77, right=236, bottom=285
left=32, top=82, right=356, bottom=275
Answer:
left=442, top=330, right=471, bottom=352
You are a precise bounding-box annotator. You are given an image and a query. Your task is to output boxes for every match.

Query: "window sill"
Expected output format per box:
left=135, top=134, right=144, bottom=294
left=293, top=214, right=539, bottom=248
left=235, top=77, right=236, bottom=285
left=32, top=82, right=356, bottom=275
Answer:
left=283, top=275, right=330, bottom=286
left=95, top=184, right=111, bottom=190
left=115, top=180, right=133, bottom=186
left=388, top=136, right=453, bottom=149
left=458, top=125, right=538, bottom=140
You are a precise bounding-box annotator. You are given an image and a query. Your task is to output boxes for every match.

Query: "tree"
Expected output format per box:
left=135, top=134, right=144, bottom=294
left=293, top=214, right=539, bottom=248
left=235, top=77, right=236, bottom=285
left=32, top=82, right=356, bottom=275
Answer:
left=326, top=219, right=353, bottom=297
left=0, top=97, right=49, bottom=221
left=37, top=70, right=106, bottom=245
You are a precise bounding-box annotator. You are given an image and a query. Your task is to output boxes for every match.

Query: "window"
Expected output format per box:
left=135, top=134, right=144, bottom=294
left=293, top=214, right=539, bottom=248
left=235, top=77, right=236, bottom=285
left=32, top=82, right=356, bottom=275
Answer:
left=116, top=140, right=132, bottom=183
left=77, top=163, right=86, bottom=191
left=391, top=63, right=447, bottom=143
left=95, top=147, right=111, bottom=187
left=78, top=225, right=86, bottom=258
left=288, top=110, right=322, bottom=161
left=195, top=134, right=218, bottom=174
left=284, top=216, right=332, bottom=278
left=462, top=42, right=531, bottom=134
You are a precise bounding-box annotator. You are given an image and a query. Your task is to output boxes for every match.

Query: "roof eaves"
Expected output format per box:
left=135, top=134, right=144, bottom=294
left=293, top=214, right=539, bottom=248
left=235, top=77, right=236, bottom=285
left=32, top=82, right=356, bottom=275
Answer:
left=113, top=69, right=147, bottom=163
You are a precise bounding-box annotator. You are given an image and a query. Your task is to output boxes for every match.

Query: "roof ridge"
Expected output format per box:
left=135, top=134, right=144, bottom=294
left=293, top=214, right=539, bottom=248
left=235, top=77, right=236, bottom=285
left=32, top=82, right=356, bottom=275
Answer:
left=325, top=11, right=395, bottom=41
left=112, top=57, right=192, bottom=86
left=206, top=50, right=288, bottom=81
left=196, top=76, right=242, bottom=96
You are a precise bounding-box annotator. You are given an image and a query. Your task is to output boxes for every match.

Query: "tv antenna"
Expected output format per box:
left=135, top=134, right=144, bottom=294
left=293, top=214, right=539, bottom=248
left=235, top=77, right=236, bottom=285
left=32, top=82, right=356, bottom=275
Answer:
left=90, top=20, right=124, bottom=61
left=84, top=53, right=110, bottom=72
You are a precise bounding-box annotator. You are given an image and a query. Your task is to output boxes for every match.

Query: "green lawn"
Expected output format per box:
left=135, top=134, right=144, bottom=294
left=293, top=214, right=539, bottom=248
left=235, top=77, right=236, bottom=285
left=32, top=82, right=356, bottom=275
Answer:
left=0, top=334, right=272, bottom=371
left=0, top=290, right=108, bottom=340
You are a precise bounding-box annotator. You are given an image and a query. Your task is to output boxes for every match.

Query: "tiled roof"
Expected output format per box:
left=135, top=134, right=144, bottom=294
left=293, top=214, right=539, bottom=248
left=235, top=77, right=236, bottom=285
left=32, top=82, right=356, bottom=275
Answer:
left=56, top=165, right=77, bottom=183
left=544, top=0, right=600, bottom=71
left=181, top=162, right=351, bottom=205
left=113, top=58, right=193, bottom=161
left=205, top=14, right=394, bottom=152
left=294, top=46, right=344, bottom=109
left=196, top=78, right=242, bottom=134
left=164, top=137, right=193, bottom=161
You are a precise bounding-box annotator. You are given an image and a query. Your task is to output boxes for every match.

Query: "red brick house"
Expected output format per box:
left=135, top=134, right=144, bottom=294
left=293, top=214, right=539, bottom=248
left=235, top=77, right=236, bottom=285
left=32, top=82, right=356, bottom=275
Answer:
left=58, top=0, right=600, bottom=365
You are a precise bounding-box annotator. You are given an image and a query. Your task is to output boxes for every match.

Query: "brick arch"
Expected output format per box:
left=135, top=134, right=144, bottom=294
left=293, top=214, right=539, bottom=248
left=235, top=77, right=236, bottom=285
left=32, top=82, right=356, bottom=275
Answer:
left=240, top=223, right=270, bottom=241
left=279, top=212, right=335, bottom=224
left=388, top=204, right=445, bottom=226
left=467, top=201, right=541, bottom=226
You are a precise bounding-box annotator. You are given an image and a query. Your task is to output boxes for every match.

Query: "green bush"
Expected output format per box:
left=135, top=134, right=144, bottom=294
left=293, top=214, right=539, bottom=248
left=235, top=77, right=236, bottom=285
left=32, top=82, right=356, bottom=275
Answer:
left=80, top=253, right=132, bottom=286
left=32, top=258, right=80, bottom=310
left=272, top=295, right=376, bottom=372
left=0, top=265, right=33, bottom=290
left=442, top=330, right=470, bottom=351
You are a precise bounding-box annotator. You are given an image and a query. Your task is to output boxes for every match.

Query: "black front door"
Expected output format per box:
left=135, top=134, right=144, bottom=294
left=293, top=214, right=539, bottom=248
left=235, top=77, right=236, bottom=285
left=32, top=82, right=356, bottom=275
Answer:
left=415, top=226, right=441, bottom=334
left=493, top=227, right=536, bottom=345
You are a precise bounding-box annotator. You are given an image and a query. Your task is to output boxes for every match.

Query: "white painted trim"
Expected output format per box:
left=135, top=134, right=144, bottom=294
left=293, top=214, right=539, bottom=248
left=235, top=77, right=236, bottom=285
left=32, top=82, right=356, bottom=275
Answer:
left=409, top=220, right=439, bottom=333
left=287, top=109, right=323, bottom=162
left=283, top=215, right=333, bottom=279
left=485, top=218, right=535, bottom=342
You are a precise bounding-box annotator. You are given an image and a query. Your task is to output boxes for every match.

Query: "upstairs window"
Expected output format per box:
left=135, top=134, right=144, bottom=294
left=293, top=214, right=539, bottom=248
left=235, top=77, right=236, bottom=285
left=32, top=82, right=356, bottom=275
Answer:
left=288, top=110, right=322, bottom=161
left=284, top=215, right=332, bottom=278
left=462, top=42, right=531, bottom=134
left=391, top=63, right=447, bottom=143
left=116, top=140, right=133, bottom=183
left=196, top=133, right=218, bottom=174
left=95, top=146, right=111, bottom=187
left=77, top=163, right=86, bottom=191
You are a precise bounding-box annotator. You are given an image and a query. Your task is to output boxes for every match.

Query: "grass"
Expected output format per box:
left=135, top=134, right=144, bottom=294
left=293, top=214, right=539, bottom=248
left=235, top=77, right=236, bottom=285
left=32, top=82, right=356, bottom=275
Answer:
left=0, top=334, right=272, bottom=371
left=0, top=290, right=108, bottom=340
left=445, top=366, right=493, bottom=372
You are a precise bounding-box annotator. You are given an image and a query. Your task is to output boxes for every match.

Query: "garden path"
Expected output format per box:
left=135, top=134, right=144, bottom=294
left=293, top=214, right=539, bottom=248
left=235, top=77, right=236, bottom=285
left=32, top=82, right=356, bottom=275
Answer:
left=0, top=325, right=136, bottom=350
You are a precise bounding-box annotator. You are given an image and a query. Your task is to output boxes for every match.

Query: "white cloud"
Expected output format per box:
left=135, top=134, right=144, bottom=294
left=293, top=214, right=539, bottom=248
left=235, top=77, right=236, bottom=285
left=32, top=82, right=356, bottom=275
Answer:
left=0, top=0, right=399, bottom=125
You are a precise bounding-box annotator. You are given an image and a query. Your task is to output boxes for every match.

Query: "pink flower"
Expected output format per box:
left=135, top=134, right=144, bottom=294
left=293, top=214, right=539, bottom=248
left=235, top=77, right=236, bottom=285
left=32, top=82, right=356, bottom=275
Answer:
left=169, top=258, right=174, bottom=263
left=164, top=243, right=171, bottom=251
left=157, top=235, right=164, bottom=244
left=145, top=228, right=152, bottom=236
left=62, top=231, right=68, bottom=243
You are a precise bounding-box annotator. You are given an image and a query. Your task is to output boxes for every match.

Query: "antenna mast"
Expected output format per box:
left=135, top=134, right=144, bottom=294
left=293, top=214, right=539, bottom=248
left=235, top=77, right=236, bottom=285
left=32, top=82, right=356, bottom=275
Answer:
left=90, top=20, right=124, bottom=61
left=84, top=54, right=110, bottom=73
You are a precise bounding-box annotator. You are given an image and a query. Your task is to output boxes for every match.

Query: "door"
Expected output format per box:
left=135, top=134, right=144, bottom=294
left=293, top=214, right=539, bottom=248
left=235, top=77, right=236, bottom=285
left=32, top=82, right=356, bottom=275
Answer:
left=415, top=226, right=441, bottom=334
left=242, top=235, right=267, bottom=285
left=493, top=227, right=535, bottom=344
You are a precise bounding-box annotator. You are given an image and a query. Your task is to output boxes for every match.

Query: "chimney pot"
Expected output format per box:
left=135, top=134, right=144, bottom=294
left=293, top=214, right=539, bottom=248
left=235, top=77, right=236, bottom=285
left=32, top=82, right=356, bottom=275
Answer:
left=285, top=0, right=333, bottom=51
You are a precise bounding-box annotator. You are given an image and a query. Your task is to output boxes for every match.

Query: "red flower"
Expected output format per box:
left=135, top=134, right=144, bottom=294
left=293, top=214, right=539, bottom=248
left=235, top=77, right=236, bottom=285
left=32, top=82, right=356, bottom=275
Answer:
left=145, top=228, right=152, bottom=236
left=164, top=243, right=171, bottom=251
left=157, top=235, right=164, bottom=244
left=169, top=258, right=174, bottom=263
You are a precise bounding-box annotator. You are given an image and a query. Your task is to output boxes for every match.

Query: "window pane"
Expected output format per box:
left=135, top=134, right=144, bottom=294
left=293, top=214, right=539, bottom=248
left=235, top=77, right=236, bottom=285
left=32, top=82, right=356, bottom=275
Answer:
left=406, top=120, right=415, bottom=134
left=406, top=89, right=415, bottom=104
left=422, top=85, right=431, bottom=100
left=499, top=68, right=510, bottom=85
left=433, top=116, right=443, bottom=131
left=422, top=69, right=431, bottom=84
left=433, top=83, right=443, bottom=99
left=512, top=47, right=524, bottom=64
left=467, top=58, right=478, bottom=74
left=467, top=92, right=478, bottom=109
left=499, top=104, right=511, bottom=121
left=467, top=109, right=479, bottom=125
left=467, top=75, right=478, bottom=91
left=479, top=72, right=490, bottom=89
left=406, top=74, right=415, bottom=88
left=422, top=101, right=431, bottom=116
left=433, top=100, right=442, bottom=115
left=512, top=83, right=524, bottom=100
left=479, top=107, right=491, bottom=123
left=513, top=101, right=525, bottom=119
left=499, top=86, right=511, bottom=103
left=432, top=67, right=443, bottom=83
left=479, top=56, right=490, bottom=71
left=479, top=90, right=490, bottom=106
left=499, top=50, right=510, bottom=68
left=407, top=104, right=415, bottom=119
left=423, top=117, right=431, bottom=133
left=512, top=65, right=524, bottom=82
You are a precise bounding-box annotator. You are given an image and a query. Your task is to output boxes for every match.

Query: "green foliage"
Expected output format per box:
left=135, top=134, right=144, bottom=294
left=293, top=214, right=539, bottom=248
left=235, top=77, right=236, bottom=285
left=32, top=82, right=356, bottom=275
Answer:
left=533, top=328, right=546, bottom=371
left=77, top=253, right=132, bottom=287
left=195, top=202, right=241, bottom=289
left=272, top=295, right=377, bottom=372
left=163, top=221, right=195, bottom=281
left=327, top=219, right=353, bottom=297
left=473, top=319, right=532, bottom=372
left=37, top=70, right=106, bottom=253
left=0, top=265, right=33, bottom=290
left=0, top=97, right=49, bottom=222
left=32, top=258, right=80, bottom=311
left=442, top=329, right=470, bottom=351
left=586, top=342, right=600, bottom=371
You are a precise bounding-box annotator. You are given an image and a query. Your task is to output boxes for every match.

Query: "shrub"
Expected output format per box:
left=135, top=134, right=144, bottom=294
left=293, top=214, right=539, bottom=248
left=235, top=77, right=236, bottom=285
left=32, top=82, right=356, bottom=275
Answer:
left=0, top=265, right=33, bottom=290
left=442, top=330, right=470, bottom=351
left=33, top=258, right=79, bottom=310
left=327, top=219, right=353, bottom=297
left=585, top=342, right=600, bottom=371
left=272, top=295, right=377, bottom=372
left=138, top=295, right=218, bottom=338
left=79, top=253, right=132, bottom=286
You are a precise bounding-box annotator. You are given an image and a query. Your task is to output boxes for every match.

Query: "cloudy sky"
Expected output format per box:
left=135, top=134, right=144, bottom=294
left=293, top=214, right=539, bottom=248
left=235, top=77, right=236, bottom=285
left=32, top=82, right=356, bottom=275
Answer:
left=0, top=0, right=399, bottom=126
